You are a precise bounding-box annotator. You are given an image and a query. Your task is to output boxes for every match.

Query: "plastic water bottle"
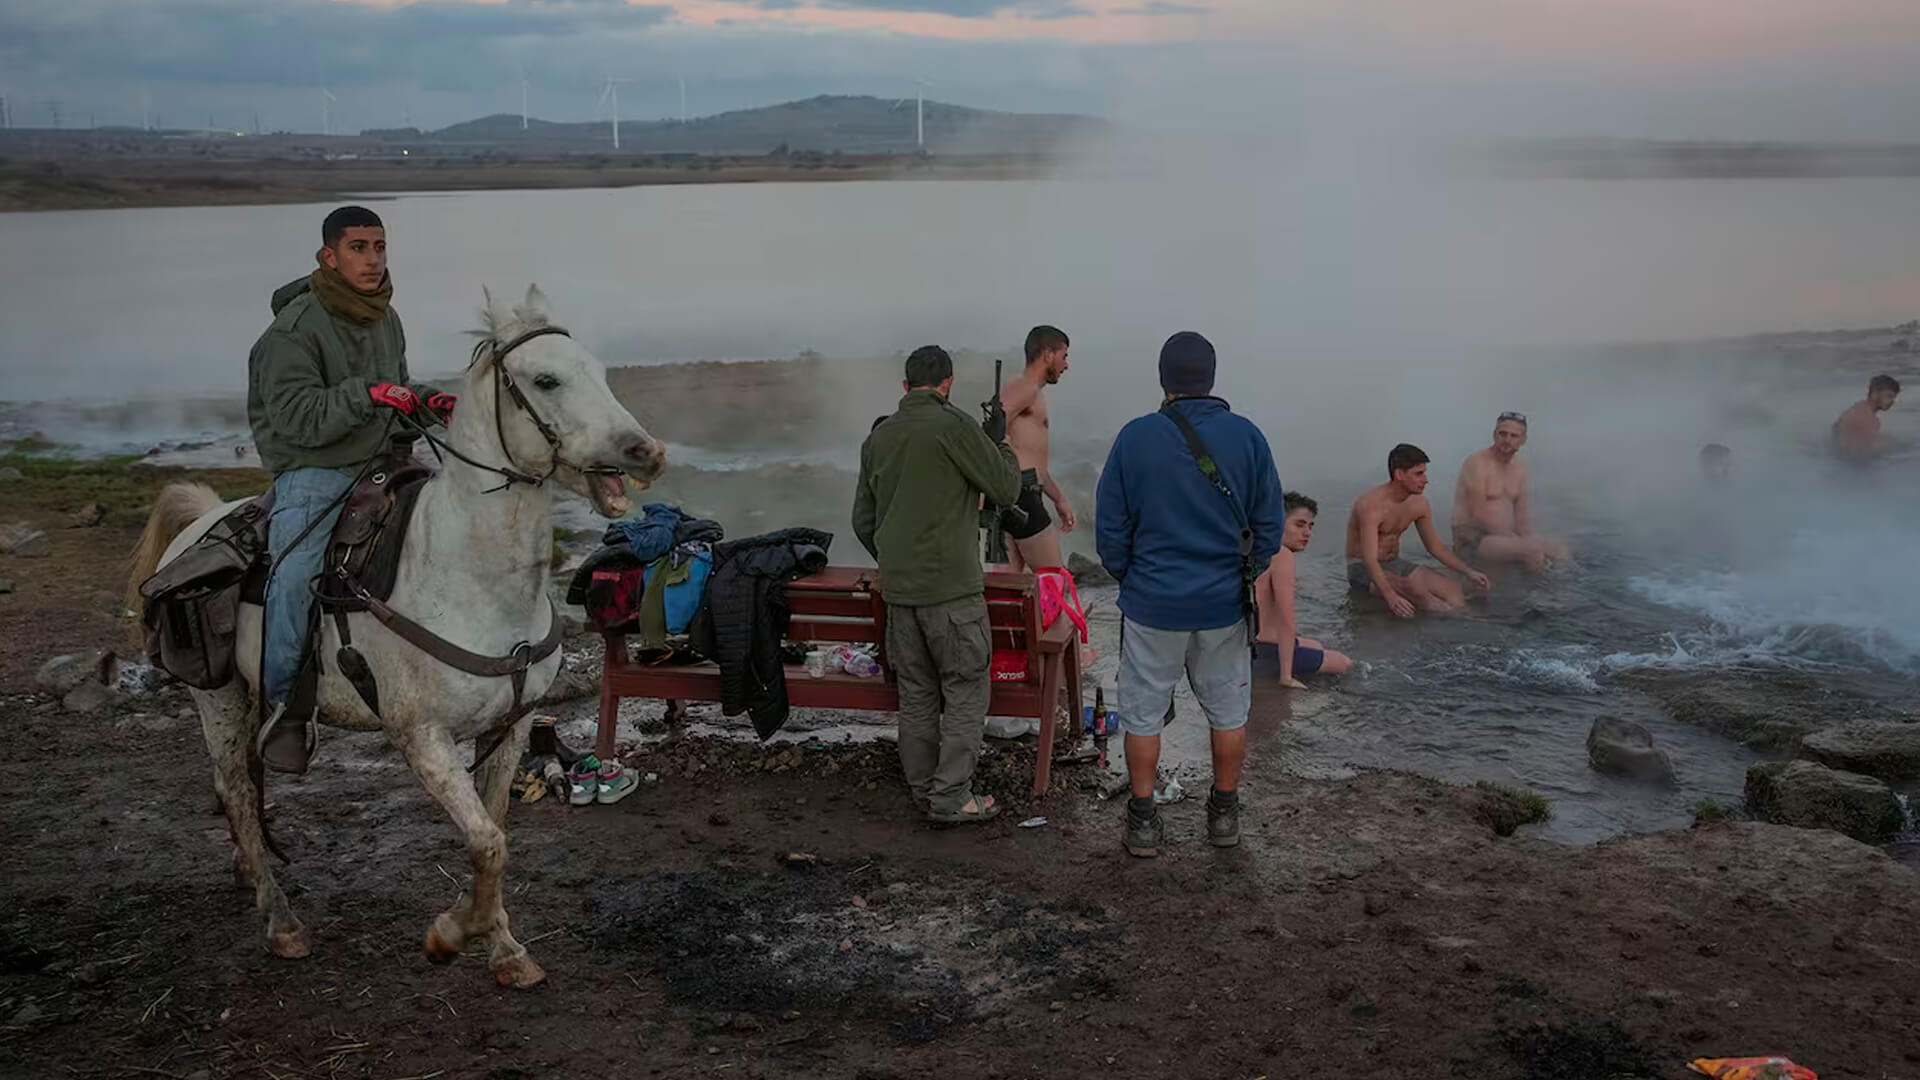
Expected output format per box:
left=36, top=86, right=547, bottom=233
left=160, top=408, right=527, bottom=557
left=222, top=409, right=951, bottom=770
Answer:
left=836, top=646, right=881, bottom=678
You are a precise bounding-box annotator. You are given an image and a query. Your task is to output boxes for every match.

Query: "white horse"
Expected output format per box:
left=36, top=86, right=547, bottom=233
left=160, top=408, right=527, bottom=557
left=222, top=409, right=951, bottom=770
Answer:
left=126, top=285, right=662, bottom=988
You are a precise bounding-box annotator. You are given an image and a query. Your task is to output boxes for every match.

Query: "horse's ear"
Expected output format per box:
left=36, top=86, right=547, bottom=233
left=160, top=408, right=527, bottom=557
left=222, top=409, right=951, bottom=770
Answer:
left=520, top=284, right=552, bottom=325
left=481, top=285, right=516, bottom=337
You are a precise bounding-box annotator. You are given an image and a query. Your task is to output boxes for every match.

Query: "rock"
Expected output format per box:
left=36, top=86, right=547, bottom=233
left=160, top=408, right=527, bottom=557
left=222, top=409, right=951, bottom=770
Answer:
left=1066, top=552, right=1115, bottom=588
left=0, top=579, right=12, bottom=594
left=62, top=680, right=116, bottom=715
left=1744, top=761, right=1907, bottom=843
left=36, top=650, right=114, bottom=696
left=1801, top=721, right=1920, bottom=781
left=1586, top=717, right=1677, bottom=784
left=0, top=466, right=21, bottom=481
left=9, top=1002, right=44, bottom=1025
left=68, top=502, right=106, bottom=528
left=0, top=522, right=49, bottom=557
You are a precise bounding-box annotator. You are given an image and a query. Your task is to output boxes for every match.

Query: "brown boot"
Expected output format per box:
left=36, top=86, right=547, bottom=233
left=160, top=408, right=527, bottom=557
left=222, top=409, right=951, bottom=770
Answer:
left=255, top=703, right=316, bottom=775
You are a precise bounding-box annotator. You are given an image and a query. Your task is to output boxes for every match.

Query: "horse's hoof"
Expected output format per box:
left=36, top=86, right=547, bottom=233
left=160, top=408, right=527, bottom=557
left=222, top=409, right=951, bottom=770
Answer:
left=424, top=918, right=463, bottom=965
left=268, top=927, right=311, bottom=959
left=492, top=952, right=546, bottom=989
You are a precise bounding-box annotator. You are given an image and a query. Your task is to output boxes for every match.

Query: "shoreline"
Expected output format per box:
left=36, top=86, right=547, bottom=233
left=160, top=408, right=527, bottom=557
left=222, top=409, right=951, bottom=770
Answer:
left=0, top=154, right=1058, bottom=213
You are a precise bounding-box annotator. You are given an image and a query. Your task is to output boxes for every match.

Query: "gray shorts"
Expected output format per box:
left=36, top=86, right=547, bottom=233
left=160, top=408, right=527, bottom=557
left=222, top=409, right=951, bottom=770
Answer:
left=1347, top=558, right=1414, bottom=592
left=1115, top=619, right=1251, bottom=737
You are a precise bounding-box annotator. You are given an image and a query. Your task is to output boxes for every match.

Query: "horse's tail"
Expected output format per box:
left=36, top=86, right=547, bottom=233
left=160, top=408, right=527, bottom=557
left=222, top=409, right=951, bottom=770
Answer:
left=124, top=482, right=223, bottom=636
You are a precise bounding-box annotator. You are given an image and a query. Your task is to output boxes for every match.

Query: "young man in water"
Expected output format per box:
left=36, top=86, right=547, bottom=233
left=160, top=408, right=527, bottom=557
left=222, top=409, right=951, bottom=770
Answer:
left=997, top=325, right=1075, bottom=571
left=1346, top=443, right=1491, bottom=618
left=1831, top=374, right=1901, bottom=462
left=1096, top=331, right=1286, bottom=856
left=1450, top=411, right=1573, bottom=572
left=1255, top=493, right=1352, bottom=687
left=247, top=206, right=450, bottom=774
left=854, top=346, right=1022, bottom=825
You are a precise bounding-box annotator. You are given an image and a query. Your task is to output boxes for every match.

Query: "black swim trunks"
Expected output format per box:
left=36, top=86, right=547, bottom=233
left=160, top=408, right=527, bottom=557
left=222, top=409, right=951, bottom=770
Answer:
left=1002, top=473, right=1053, bottom=541
left=1347, top=557, right=1415, bottom=592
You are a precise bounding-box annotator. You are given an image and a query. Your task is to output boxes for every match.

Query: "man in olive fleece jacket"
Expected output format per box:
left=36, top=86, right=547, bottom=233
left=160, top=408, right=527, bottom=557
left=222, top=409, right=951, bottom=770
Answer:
left=247, top=206, right=448, bottom=774
left=853, top=346, right=1021, bottom=823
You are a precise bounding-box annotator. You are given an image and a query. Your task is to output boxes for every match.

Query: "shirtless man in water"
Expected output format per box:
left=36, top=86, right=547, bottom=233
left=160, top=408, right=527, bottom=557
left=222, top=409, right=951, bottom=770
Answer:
left=1346, top=443, right=1490, bottom=618
left=1450, top=411, right=1573, bottom=572
left=1831, top=374, right=1901, bottom=462
left=998, top=325, right=1075, bottom=570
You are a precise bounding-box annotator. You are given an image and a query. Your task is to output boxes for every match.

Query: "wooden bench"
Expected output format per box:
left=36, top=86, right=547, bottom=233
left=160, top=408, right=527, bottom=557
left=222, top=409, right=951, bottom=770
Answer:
left=594, top=565, right=1085, bottom=795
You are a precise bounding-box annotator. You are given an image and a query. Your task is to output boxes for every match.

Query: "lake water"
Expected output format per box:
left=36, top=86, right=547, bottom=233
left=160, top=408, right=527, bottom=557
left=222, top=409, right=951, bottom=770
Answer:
left=5, top=176, right=1918, bottom=845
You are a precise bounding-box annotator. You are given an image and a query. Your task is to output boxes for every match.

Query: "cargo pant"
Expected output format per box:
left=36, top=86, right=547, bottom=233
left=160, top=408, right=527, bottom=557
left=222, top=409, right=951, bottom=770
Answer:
left=885, top=594, right=993, bottom=816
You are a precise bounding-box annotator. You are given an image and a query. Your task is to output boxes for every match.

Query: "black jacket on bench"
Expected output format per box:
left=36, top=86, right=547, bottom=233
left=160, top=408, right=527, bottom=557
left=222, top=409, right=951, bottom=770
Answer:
left=688, top=527, right=833, bottom=739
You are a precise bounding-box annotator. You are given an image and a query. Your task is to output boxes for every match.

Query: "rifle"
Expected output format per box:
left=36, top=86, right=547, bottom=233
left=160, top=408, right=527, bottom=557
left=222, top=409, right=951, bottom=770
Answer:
left=980, top=358, right=1026, bottom=565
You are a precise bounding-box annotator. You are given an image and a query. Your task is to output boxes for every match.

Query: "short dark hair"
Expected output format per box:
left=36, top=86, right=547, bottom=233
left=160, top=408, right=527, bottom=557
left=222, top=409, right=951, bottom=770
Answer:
left=1024, top=325, right=1069, bottom=364
left=904, top=345, right=954, bottom=389
left=1283, top=492, right=1318, bottom=517
left=1870, top=374, right=1901, bottom=395
left=1699, top=443, right=1732, bottom=463
left=1387, top=443, right=1429, bottom=478
left=323, top=205, right=384, bottom=249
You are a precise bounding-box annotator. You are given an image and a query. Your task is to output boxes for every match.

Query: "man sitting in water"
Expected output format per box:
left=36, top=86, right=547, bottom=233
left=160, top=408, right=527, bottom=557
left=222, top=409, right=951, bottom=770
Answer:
left=1450, top=411, right=1573, bottom=572
left=1346, top=443, right=1491, bottom=618
left=1255, top=493, right=1352, bottom=686
left=1831, top=374, right=1901, bottom=462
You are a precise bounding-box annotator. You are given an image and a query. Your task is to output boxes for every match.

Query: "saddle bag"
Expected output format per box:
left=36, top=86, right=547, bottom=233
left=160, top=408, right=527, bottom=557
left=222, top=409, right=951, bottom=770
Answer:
left=139, top=499, right=270, bottom=690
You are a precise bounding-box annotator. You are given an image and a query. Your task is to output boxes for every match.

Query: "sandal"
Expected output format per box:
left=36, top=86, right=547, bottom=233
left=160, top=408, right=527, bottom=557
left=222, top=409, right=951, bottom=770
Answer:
left=927, top=795, right=1001, bottom=825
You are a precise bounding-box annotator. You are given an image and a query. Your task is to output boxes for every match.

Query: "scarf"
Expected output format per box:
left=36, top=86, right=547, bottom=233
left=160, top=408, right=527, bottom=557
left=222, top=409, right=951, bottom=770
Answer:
left=309, top=259, right=393, bottom=327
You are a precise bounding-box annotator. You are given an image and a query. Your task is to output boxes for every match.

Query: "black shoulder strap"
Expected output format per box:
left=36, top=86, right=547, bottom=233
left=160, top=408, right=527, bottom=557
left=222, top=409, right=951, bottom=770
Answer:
left=1159, top=401, right=1251, bottom=549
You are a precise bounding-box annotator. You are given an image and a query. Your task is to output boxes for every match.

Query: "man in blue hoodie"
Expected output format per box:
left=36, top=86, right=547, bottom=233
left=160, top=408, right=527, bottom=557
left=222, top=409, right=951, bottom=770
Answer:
left=1095, top=331, right=1285, bottom=857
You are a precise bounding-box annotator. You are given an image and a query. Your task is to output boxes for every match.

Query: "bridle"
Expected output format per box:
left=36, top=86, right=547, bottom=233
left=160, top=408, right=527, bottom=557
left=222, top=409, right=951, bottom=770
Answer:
left=398, top=323, right=625, bottom=494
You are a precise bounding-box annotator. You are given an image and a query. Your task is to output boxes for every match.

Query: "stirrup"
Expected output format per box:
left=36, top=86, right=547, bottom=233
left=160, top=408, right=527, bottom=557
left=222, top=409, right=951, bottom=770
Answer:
left=255, top=702, right=317, bottom=775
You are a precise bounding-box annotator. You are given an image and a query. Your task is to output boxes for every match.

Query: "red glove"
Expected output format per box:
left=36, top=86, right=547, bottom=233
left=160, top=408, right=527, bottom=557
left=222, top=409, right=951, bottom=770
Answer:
left=425, top=392, right=456, bottom=421
left=368, top=382, right=419, bottom=416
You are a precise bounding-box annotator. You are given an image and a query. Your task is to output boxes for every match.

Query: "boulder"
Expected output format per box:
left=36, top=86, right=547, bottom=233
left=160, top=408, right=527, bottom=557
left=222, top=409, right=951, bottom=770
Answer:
left=1586, top=717, right=1677, bottom=784
left=1066, top=552, right=1115, bottom=588
left=1801, top=721, right=1920, bottom=781
left=0, top=466, right=22, bottom=482
left=36, top=650, right=115, bottom=696
left=0, top=522, right=49, bottom=558
left=1744, top=761, right=1907, bottom=844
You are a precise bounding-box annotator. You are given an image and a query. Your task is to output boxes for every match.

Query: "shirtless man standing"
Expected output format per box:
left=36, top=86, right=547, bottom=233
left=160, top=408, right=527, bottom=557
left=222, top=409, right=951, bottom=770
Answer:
left=1346, top=443, right=1491, bottom=618
left=1831, top=374, right=1901, bottom=462
left=1450, top=411, right=1573, bottom=572
left=998, top=325, right=1075, bottom=570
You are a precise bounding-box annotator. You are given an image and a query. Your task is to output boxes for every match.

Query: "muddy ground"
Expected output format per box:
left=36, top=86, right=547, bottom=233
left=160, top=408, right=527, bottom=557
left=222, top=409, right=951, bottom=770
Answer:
left=5, top=461, right=1920, bottom=1080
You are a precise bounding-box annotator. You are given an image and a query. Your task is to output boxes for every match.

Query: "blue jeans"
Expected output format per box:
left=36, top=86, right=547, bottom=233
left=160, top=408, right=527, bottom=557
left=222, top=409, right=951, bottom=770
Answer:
left=262, top=467, right=355, bottom=706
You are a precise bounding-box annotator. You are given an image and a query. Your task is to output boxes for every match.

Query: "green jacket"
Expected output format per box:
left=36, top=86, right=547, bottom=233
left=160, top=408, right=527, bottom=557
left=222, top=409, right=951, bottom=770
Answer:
left=853, top=389, right=1021, bottom=608
left=246, top=278, right=440, bottom=474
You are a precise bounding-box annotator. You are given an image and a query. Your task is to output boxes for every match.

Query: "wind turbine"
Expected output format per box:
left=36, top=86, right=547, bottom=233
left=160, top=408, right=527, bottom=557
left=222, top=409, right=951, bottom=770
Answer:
left=320, top=86, right=336, bottom=136
left=597, top=76, right=629, bottom=149
left=890, top=79, right=932, bottom=150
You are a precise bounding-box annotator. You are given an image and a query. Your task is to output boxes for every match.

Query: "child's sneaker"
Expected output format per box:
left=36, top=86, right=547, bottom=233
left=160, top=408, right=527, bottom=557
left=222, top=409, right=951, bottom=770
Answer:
left=567, top=755, right=602, bottom=806
left=596, top=761, right=639, bottom=805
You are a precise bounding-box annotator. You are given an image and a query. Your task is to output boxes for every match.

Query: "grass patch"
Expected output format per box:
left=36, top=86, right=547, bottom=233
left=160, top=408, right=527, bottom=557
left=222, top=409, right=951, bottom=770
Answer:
left=1472, top=781, right=1552, bottom=838
left=0, top=453, right=267, bottom=527
left=1692, top=797, right=1738, bottom=825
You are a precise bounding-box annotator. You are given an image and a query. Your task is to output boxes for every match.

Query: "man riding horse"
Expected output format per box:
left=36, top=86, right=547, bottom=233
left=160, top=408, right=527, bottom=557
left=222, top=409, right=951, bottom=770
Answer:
left=249, top=206, right=452, bottom=773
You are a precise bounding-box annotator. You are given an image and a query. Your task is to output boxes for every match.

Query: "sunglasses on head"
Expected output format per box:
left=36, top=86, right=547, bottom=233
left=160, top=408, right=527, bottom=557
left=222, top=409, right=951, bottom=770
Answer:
left=1497, top=411, right=1528, bottom=426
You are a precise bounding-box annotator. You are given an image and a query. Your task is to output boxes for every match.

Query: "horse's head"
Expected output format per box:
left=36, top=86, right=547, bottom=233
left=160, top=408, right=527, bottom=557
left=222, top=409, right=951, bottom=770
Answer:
left=468, top=284, right=665, bottom=518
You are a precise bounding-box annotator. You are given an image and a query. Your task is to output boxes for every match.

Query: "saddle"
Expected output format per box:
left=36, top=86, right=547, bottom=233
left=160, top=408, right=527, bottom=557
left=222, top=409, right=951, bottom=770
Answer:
left=142, top=458, right=433, bottom=690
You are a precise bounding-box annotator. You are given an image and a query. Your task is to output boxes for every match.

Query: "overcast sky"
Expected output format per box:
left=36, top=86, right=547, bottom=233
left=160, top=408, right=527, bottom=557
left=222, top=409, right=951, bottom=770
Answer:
left=5, top=0, right=1920, bottom=139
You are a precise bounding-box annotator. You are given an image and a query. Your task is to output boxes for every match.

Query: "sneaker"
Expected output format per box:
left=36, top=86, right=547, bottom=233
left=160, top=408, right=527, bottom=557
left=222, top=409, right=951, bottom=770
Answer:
left=596, top=761, right=639, bottom=805
left=567, top=755, right=602, bottom=806
left=1123, top=804, right=1163, bottom=858
left=1207, top=789, right=1240, bottom=848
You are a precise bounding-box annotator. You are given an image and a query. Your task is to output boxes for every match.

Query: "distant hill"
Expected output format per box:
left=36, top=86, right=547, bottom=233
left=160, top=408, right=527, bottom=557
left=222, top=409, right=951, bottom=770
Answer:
left=398, top=94, right=1103, bottom=156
